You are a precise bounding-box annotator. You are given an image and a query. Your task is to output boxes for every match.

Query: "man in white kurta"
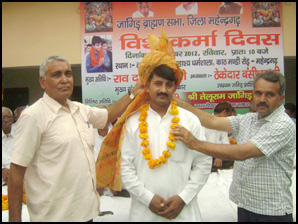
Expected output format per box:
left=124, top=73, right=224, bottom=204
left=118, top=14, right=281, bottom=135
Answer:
left=121, top=103, right=212, bottom=221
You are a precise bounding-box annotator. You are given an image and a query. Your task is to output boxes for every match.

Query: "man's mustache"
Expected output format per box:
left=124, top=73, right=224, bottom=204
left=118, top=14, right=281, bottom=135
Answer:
left=157, top=93, right=168, bottom=97
left=256, top=102, right=269, bottom=108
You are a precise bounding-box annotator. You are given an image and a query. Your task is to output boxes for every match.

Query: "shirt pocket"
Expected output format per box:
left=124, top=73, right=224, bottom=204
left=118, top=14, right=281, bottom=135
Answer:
left=80, top=120, right=95, bottom=149
left=169, top=141, right=186, bottom=162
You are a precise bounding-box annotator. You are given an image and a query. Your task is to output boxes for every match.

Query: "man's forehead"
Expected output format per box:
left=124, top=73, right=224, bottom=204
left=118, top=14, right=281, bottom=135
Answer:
left=48, top=60, right=71, bottom=71
left=2, top=110, right=11, bottom=115
left=255, top=78, right=279, bottom=90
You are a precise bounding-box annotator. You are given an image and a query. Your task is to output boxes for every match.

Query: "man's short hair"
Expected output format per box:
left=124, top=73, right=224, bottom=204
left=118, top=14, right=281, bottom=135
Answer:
left=214, top=101, right=233, bottom=114
left=253, top=71, right=286, bottom=96
left=148, top=65, right=178, bottom=84
left=92, top=36, right=103, bottom=46
left=284, top=103, right=296, bottom=114
left=2, top=107, right=13, bottom=116
left=40, top=56, right=70, bottom=79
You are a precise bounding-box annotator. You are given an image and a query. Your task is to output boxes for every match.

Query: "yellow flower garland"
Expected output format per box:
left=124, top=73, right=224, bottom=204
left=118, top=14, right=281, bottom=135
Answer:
left=139, top=101, right=180, bottom=169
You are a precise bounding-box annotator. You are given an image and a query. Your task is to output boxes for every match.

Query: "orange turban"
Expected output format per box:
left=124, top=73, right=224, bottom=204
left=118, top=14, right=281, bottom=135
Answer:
left=96, top=29, right=183, bottom=191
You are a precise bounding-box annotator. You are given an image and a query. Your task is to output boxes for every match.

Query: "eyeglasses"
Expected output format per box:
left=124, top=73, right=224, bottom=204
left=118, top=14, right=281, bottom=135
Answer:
left=2, top=115, right=13, bottom=120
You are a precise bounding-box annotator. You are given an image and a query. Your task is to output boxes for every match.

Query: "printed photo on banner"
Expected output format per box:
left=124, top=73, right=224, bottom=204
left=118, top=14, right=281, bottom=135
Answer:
left=175, top=2, right=198, bottom=15
left=251, top=2, right=281, bottom=27
left=132, top=2, right=154, bottom=18
left=84, top=35, right=113, bottom=73
left=84, top=2, right=113, bottom=33
left=218, top=2, right=243, bottom=15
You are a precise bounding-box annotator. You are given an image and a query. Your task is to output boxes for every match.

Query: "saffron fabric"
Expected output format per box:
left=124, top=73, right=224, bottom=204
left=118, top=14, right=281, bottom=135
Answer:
left=96, top=29, right=184, bottom=191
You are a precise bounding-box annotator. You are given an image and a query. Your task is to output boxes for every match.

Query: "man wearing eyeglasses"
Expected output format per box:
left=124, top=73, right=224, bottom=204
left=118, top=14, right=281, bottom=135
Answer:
left=2, top=107, right=14, bottom=185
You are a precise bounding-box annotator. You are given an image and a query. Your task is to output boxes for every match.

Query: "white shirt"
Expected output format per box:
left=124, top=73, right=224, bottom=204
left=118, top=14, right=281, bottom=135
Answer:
left=11, top=92, right=108, bottom=222
left=2, top=130, right=14, bottom=185
left=204, top=127, right=230, bottom=145
left=121, top=105, right=212, bottom=221
left=132, top=10, right=154, bottom=18
left=176, top=3, right=198, bottom=15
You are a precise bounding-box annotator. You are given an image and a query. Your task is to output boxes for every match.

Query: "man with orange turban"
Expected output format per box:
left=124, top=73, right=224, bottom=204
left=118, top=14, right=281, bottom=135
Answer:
left=96, top=29, right=211, bottom=221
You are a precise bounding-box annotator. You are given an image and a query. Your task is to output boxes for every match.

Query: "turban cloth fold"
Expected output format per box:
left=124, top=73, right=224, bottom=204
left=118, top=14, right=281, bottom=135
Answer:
left=96, top=29, right=184, bottom=191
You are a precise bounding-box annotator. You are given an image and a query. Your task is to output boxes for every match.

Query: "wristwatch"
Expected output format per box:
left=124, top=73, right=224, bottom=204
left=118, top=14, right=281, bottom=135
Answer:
left=128, top=90, right=135, bottom=100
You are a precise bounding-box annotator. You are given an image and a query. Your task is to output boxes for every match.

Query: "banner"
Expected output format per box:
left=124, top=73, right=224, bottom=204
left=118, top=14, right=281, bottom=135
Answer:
left=80, top=2, right=283, bottom=113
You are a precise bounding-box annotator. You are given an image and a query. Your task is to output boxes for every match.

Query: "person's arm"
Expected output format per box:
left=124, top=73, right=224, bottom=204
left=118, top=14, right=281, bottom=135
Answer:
left=174, top=97, right=233, bottom=133
left=106, top=80, right=144, bottom=124
left=8, top=163, right=27, bottom=222
left=172, top=125, right=264, bottom=161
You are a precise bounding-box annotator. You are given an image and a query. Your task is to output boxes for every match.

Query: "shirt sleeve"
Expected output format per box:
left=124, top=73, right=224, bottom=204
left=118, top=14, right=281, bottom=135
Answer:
left=82, top=105, right=108, bottom=129
left=249, top=119, right=296, bottom=157
left=10, top=113, right=41, bottom=167
left=178, top=114, right=212, bottom=205
left=121, top=119, right=155, bottom=207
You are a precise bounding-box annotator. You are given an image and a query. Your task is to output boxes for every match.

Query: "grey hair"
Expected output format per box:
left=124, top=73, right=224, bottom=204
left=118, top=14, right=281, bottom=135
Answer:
left=14, top=106, right=27, bottom=117
left=39, top=56, right=70, bottom=79
left=2, top=107, right=13, bottom=116
left=253, top=70, right=286, bottom=96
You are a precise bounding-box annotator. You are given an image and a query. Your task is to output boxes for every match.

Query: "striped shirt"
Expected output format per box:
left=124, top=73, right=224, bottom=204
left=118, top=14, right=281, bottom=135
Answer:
left=228, top=105, right=296, bottom=216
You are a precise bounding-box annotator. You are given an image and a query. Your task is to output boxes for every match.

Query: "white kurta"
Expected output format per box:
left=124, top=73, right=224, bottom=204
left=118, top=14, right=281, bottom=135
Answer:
left=121, top=105, right=212, bottom=222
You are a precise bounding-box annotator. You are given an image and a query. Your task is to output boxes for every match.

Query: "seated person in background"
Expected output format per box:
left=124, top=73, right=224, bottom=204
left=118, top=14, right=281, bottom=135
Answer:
left=284, top=102, right=296, bottom=124
left=11, top=106, right=27, bottom=135
left=204, top=102, right=234, bottom=172
left=2, top=107, right=14, bottom=185
left=86, top=36, right=110, bottom=73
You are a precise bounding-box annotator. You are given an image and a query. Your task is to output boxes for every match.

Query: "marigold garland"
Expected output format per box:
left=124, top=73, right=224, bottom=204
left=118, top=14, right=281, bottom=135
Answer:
left=139, top=101, right=180, bottom=169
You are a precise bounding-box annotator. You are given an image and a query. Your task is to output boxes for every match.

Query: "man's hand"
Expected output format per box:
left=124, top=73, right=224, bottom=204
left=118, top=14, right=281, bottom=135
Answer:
left=157, top=195, right=185, bottom=220
left=149, top=195, right=166, bottom=215
left=96, top=186, right=105, bottom=196
left=130, top=79, right=145, bottom=96
left=2, top=168, right=10, bottom=183
left=171, top=125, right=199, bottom=150
left=213, top=158, right=223, bottom=168
left=98, top=58, right=104, bottom=67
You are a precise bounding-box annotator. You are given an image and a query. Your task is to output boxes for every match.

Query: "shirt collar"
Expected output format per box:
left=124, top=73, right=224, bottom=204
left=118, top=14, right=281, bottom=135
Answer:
left=42, top=92, right=79, bottom=115
left=2, top=130, right=13, bottom=138
left=148, top=103, right=172, bottom=117
left=259, top=104, right=285, bottom=122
